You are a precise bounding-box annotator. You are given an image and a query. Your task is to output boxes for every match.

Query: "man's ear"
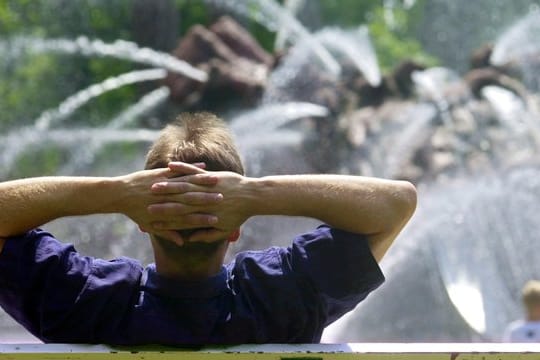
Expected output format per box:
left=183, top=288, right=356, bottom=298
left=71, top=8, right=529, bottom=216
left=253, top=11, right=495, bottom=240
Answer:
left=227, top=229, right=240, bottom=243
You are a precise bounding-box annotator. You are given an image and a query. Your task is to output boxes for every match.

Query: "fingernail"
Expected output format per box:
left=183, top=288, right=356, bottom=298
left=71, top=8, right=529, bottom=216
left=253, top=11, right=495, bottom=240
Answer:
left=208, top=216, right=218, bottom=224
left=215, top=193, right=223, bottom=201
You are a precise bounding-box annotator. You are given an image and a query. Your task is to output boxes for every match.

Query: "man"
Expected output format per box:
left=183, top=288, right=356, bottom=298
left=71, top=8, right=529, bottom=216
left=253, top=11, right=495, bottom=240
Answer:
left=0, top=112, right=416, bottom=345
left=503, top=280, right=540, bottom=342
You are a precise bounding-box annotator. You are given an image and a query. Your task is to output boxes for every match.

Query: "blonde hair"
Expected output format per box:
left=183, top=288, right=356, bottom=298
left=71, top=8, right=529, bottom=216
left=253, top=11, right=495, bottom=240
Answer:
left=145, top=112, right=244, bottom=175
left=522, top=280, right=540, bottom=308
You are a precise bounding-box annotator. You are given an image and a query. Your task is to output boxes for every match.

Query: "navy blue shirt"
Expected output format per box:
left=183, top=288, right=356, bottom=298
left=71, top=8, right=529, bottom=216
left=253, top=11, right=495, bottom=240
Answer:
left=0, top=225, right=384, bottom=345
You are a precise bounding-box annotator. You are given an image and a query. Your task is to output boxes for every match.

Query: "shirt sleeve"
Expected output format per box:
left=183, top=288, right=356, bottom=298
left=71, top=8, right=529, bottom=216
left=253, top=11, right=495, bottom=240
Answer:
left=0, top=229, right=142, bottom=343
left=289, top=225, right=385, bottom=325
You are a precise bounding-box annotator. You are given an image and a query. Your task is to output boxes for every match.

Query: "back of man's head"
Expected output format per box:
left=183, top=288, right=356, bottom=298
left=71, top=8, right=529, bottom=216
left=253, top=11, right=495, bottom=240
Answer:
left=144, top=112, right=244, bottom=262
left=145, top=112, right=244, bottom=175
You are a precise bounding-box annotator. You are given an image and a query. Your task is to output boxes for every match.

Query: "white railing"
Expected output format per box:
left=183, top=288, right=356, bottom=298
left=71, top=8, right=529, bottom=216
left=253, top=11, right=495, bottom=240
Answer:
left=2, top=343, right=540, bottom=359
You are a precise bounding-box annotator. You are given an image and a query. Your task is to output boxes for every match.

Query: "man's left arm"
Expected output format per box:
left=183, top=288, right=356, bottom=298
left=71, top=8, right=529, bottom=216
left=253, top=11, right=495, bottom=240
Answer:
left=149, top=163, right=417, bottom=262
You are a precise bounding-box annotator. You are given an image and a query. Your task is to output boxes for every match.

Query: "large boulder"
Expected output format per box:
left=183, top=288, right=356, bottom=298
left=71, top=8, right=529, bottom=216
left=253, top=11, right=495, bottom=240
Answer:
left=165, top=16, right=273, bottom=109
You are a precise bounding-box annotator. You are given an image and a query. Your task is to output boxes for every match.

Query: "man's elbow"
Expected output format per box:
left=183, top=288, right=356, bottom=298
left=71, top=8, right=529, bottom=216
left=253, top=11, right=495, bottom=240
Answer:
left=365, top=181, right=417, bottom=262
left=394, top=180, right=417, bottom=223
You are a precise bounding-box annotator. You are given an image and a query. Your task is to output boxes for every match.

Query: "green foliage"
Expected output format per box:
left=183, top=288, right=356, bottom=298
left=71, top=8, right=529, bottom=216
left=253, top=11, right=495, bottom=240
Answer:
left=73, top=57, right=138, bottom=128
left=316, top=0, right=438, bottom=72
left=0, top=53, right=138, bottom=131
left=91, top=142, right=144, bottom=175
left=316, top=0, right=382, bottom=28
left=0, top=0, right=132, bottom=39
left=0, top=0, right=138, bottom=131
left=176, top=0, right=212, bottom=35
left=0, top=53, right=62, bottom=130
left=368, top=6, right=438, bottom=72
left=8, top=145, right=67, bottom=178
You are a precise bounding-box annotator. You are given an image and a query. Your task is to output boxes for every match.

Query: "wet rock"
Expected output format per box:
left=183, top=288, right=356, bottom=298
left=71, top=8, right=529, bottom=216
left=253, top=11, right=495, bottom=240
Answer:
left=342, top=108, right=373, bottom=147
left=465, top=67, right=527, bottom=100
left=165, top=16, right=273, bottom=109
left=470, top=43, right=493, bottom=70
left=209, top=16, right=274, bottom=67
left=451, top=107, right=477, bottom=135
left=432, top=151, right=456, bottom=173
left=351, top=60, right=426, bottom=108
left=389, top=60, right=427, bottom=98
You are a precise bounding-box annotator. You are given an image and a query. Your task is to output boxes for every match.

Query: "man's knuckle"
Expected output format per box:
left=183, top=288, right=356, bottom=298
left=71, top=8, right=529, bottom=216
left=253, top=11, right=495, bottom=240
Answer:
left=180, top=183, right=191, bottom=192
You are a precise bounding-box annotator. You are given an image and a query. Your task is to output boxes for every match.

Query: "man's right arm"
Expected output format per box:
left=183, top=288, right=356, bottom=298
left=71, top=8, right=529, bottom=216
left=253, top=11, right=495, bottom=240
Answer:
left=246, top=174, right=417, bottom=261
left=0, top=168, right=221, bottom=252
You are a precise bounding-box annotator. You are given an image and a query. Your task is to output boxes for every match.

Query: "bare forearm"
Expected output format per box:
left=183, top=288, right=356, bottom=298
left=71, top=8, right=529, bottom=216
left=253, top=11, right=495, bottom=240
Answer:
left=0, top=167, right=222, bottom=245
left=248, top=174, right=416, bottom=236
left=0, top=176, right=121, bottom=237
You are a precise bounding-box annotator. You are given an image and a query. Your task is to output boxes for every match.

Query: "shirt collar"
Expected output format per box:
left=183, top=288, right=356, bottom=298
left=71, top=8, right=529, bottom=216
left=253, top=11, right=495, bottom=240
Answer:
left=141, top=264, right=229, bottom=298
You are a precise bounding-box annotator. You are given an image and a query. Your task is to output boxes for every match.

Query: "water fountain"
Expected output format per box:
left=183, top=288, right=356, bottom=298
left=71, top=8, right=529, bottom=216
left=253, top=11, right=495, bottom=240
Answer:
left=2, top=0, right=540, bottom=345
left=1, top=36, right=207, bottom=82
left=206, top=0, right=342, bottom=77
left=322, top=9, right=540, bottom=342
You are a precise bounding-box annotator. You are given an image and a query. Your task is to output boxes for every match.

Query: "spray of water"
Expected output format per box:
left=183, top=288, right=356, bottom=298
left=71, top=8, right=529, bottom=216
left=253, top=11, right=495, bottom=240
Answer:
left=34, top=68, right=168, bottom=130
left=412, top=67, right=459, bottom=128
left=0, top=127, right=159, bottom=179
left=230, top=101, right=329, bottom=135
left=316, top=26, right=381, bottom=86
left=59, top=87, right=171, bottom=175
left=490, top=11, right=540, bottom=66
left=2, top=36, right=207, bottom=82
left=274, top=0, right=305, bottom=51
left=108, top=86, right=170, bottom=129
left=382, top=103, right=437, bottom=179
left=206, top=0, right=341, bottom=76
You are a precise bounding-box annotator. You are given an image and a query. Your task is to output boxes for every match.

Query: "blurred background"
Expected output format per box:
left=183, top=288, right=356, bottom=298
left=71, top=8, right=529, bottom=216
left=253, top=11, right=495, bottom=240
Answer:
left=2, top=0, right=540, bottom=343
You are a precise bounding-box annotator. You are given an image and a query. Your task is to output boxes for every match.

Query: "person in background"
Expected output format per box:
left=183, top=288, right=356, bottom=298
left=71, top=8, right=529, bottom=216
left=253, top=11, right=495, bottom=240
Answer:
left=503, top=280, right=540, bottom=342
left=0, top=112, right=416, bottom=345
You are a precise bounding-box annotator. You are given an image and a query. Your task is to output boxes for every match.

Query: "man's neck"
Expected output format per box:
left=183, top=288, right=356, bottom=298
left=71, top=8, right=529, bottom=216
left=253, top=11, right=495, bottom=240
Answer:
left=150, top=237, right=227, bottom=281
left=154, top=256, right=223, bottom=280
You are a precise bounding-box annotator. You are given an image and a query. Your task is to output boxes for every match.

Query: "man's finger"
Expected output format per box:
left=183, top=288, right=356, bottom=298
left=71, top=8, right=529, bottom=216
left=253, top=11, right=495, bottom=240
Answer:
left=154, top=230, right=185, bottom=246
left=180, top=192, right=223, bottom=205
left=150, top=214, right=219, bottom=230
left=148, top=203, right=189, bottom=215
left=151, top=182, right=191, bottom=194
left=168, top=162, right=206, bottom=175
left=186, top=173, right=219, bottom=186
left=188, top=228, right=227, bottom=243
left=159, top=173, right=218, bottom=186
left=151, top=178, right=218, bottom=193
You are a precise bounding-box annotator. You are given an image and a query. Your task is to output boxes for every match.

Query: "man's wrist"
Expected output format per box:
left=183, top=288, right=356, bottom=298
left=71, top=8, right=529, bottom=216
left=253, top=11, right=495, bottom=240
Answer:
left=97, top=176, right=130, bottom=214
left=243, top=176, right=276, bottom=217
